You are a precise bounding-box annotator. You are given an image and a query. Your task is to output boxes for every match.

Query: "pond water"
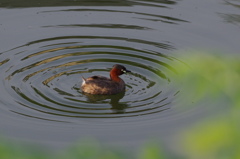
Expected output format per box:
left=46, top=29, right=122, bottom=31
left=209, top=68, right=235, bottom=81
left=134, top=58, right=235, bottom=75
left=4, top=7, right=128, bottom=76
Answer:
left=0, top=0, right=239, bottom=150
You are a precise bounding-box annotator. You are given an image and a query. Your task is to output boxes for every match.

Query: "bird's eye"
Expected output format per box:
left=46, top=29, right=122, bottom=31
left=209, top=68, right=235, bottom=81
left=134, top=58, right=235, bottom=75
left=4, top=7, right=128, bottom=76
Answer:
left=121, top=69, right=126, bottom=73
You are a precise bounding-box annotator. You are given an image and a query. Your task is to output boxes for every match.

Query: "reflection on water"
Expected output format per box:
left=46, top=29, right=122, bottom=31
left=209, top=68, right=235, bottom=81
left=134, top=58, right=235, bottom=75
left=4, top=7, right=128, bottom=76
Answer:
left=219, top=13, right=240, bottom=26
left=0, top=0, right=177, bottom=8
left=220, top=0, right=240, bottom=26
left=1, top=36, right=176, bottom=120
left=83, top=92, right=128, bottom=114
left=1, top=0, right=239, bottom=151
left=224, top=0, right=240, bottom=8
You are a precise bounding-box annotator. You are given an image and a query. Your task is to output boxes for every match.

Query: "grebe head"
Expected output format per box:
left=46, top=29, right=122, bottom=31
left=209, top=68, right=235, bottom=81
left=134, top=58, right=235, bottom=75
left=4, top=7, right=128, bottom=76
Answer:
left=110, top=64, right=131, bottom=81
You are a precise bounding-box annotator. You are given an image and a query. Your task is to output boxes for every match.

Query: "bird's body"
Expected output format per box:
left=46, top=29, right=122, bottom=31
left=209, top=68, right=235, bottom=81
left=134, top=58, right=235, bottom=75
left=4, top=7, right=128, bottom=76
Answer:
left=81, top=64, right=130, bottom=95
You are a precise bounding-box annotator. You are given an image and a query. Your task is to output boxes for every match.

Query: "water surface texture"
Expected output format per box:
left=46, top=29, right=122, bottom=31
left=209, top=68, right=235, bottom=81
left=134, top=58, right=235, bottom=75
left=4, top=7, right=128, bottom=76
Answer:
left=0, top=0, right=239, bottom=149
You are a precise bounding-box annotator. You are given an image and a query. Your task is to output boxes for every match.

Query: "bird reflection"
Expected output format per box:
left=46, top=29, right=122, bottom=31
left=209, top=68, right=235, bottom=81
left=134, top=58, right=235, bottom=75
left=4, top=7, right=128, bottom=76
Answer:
left=82, top=91, right=128, bottom=114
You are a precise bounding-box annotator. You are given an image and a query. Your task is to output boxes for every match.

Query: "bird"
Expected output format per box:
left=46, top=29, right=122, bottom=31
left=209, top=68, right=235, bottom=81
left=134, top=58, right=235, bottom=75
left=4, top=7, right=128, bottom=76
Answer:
left=81, top=64, right=131, bottom=95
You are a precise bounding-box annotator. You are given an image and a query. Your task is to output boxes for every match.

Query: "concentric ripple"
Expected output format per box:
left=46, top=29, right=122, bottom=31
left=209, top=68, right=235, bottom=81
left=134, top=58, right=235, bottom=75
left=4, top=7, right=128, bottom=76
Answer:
left=0, top=2, right=187, bottom=122
left=0, top=36, right=178, bottom=122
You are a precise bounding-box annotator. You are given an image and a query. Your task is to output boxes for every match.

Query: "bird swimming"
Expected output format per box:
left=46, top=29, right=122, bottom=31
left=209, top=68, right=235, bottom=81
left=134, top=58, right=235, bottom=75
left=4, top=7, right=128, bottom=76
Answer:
left=81, top=64, right=131, bottom=95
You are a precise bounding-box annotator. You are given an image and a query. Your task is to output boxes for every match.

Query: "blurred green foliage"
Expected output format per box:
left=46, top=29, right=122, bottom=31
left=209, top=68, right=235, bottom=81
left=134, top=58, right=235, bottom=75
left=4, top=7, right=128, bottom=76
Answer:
left=179, top=118, right=240, bottom=159
left=170, top=51, right=240, bottom=159
left=0, top=51, right=239, bottom=159
left=138, top=141, right=166, bottom=159
left=0, top=138, right=166, bottom=159
left=61, top=139, right=126, bottom=159
left=0, top=138, right=48, bottom=159
left=179, top=52, right=239, bottom=103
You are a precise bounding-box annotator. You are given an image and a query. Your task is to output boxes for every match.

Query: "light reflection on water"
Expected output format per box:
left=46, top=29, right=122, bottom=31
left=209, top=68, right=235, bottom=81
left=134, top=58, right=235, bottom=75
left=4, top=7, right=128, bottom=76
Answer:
left=0, top=0, right=239, bottom=150
left=2, top=36, right=176, bottom=120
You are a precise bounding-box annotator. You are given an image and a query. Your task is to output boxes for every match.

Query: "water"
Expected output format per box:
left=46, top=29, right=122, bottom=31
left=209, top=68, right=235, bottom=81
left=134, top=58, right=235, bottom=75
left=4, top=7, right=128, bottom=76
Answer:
left=0, top=0, right=239, bottom=149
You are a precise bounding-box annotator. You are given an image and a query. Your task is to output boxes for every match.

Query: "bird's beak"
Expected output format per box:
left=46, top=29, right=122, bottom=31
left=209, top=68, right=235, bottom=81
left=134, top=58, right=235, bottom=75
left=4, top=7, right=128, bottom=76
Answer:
left=125, top=69, right=131, bottom=73
left=122, top=69, right=131, bottom=73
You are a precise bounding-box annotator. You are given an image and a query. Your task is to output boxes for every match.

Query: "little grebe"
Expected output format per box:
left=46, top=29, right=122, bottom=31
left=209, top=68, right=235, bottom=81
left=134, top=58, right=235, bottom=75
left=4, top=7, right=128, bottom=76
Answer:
left=81, top=64, right=131, bottom=95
